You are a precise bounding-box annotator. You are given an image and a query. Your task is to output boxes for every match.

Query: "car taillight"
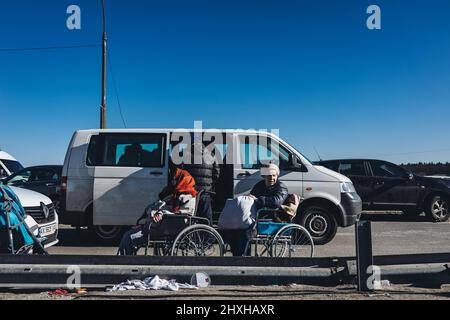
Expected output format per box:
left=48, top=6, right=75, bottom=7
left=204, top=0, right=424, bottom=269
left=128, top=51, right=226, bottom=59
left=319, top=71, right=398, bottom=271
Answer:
left=61, top=176, right=67, bottom=193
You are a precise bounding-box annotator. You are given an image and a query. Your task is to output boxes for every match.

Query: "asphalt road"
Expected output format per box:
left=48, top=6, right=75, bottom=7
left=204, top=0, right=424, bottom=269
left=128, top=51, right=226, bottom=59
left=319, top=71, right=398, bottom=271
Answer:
left=48, top=212, right=450, bottom=257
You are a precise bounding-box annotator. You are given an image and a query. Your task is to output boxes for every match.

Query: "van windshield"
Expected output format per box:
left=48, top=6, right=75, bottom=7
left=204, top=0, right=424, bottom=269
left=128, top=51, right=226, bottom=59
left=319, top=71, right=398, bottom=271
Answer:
left=1, top=160, right=24, bottom=175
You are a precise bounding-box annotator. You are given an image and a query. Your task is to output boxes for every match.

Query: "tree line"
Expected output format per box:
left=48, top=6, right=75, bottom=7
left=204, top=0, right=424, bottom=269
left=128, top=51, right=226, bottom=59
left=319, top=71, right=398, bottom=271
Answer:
left=400, top=162, right=450, bottom=176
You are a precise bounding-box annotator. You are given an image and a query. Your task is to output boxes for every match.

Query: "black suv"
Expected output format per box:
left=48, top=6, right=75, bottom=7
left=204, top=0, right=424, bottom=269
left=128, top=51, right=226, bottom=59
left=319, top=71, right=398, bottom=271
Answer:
left=316, top=159, right=450, bottom=222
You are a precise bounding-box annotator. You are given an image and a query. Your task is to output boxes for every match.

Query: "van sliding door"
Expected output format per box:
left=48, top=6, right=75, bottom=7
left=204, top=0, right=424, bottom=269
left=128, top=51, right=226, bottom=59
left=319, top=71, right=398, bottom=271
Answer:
left=89, top=133, right=168, bottom=226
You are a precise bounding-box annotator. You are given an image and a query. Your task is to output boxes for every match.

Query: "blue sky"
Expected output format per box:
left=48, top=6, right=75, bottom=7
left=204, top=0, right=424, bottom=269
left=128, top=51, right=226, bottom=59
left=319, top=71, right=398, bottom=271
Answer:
left=1, top=0, right=449, bottom=166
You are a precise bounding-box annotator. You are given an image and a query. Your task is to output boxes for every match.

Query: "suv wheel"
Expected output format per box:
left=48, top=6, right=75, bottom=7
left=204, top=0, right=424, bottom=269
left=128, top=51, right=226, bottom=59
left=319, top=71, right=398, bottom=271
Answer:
left=427, top=195, right=450, bottom=222
left=90, top=225, right=124, bottom=244
left=299, top=206, right=338, bottom=245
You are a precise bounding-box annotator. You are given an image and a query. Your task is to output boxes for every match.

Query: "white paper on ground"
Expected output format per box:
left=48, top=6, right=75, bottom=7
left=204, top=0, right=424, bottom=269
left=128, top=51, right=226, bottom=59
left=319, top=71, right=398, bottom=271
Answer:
left=107, top=275, right=198, bottom=292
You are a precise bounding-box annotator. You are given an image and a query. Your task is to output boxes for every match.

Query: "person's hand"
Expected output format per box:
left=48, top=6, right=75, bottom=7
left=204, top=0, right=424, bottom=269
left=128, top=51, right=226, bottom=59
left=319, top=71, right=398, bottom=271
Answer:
left=247, top=195, right=257, bottom=200
left=153, top=212, right=164, bottom=223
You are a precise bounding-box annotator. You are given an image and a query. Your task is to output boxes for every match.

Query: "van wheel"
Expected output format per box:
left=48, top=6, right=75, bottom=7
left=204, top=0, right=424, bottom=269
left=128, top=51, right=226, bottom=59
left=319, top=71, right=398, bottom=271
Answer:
left=426, top=195, right=449, bottom=222
left=90, top=225, right=124, bottom=244
left=299, top=206, right=337, bottom=245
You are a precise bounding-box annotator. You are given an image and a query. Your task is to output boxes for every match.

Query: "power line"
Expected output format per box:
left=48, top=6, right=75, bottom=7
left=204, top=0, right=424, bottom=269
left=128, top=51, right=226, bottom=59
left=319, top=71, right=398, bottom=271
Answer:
left=107, top=49, right=127, bottom=128
left=0, top=44, right=102, bottom=52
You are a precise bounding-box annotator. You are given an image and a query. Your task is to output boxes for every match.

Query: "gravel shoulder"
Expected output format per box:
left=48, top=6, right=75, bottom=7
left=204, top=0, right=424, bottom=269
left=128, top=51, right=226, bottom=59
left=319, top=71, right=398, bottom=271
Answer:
left=1, top=284, right=450, bottom=300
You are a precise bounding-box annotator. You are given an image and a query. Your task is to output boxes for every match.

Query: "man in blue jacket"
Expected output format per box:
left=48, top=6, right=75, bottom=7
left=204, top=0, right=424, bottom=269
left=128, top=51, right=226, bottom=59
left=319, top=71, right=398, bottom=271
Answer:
left=249, top=163, right=288, bottom=210
left=222, top=163, right=288, bottom=256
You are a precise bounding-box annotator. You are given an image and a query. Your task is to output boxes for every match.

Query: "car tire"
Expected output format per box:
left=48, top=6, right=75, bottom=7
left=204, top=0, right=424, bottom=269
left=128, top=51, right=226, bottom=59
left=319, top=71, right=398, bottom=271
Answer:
left=298, top=206, right=338, bottom=245
left=89, top=225, right=124, bottom=244
left=426, top=195, right=450, bottom=222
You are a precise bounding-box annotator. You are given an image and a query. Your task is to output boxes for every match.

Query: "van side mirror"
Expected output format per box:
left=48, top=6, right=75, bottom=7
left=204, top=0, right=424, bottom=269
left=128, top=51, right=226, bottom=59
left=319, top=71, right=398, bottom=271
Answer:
left=291, top=157, right=307, bottom=172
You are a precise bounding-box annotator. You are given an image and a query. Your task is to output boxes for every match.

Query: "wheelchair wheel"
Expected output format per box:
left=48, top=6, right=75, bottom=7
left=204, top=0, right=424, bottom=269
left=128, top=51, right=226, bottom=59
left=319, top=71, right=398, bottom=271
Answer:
left=270, top=224, right=314, bottom=258
left=171, top=225, right=225, bottom=256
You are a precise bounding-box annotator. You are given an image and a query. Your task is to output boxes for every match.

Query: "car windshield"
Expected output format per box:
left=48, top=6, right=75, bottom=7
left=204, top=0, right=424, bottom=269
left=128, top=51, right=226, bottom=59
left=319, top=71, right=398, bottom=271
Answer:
left=2, top=160, right=24, bottom=174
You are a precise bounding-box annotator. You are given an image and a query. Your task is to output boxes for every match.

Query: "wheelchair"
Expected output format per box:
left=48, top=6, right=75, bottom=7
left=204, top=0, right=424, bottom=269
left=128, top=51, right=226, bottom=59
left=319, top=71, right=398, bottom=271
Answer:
left=139, top=190, right=225, bottom=257
left=230, top=208, right=315, bottom=258
left=135, top=193, right=314, bottom=258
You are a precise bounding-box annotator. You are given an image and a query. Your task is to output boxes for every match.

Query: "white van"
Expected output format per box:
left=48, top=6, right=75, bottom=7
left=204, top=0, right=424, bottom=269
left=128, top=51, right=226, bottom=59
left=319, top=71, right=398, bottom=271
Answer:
left=61, top=129, right=362, bottom=244
left=8, top=186, right=59, bottom=248
left=0, top=150, right=24, bottom=178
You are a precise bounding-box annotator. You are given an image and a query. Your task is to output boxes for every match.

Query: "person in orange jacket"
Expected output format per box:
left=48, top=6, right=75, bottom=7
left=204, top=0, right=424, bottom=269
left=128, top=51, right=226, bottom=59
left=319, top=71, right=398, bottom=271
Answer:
left=118, top=168, right=197, bottom=255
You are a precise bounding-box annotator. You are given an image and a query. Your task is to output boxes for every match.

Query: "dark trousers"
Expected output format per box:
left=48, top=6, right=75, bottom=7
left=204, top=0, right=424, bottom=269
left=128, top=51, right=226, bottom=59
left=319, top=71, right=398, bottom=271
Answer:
left=221, top=229, right=252, bottom=256
left=118, top=225, right=149, bottom=255
left=196, top=193, right=213, bottom=224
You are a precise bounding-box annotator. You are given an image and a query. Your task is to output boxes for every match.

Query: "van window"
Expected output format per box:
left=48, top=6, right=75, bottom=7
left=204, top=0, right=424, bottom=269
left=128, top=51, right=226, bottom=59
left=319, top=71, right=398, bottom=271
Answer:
left=239, top=135, right=290, bottom=170
left=338, top=162, right=366, bottom=176
left=86, top=133, right=166, bottom=168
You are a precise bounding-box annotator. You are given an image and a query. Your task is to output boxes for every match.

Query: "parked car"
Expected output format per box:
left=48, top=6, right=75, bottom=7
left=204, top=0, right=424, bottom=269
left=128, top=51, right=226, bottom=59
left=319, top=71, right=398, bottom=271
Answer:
left=0, top=150, right=24, bottom=178
left=316, top=159, right=450, bottom=222
left=8, top=185, right=59, bottom=248
left=60, top=129, right=362, bottom=245
left=1, top=165, right=63, bottom=210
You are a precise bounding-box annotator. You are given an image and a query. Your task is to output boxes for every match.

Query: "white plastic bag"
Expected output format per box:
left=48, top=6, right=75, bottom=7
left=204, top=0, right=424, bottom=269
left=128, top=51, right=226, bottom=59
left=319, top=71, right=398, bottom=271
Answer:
left=218, top=196, right=257, bottom=230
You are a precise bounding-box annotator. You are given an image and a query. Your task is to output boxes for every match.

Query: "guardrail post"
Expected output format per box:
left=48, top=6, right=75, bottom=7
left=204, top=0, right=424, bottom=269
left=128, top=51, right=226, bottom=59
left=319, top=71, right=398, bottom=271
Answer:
left=355, top=220, right=374, bottom=292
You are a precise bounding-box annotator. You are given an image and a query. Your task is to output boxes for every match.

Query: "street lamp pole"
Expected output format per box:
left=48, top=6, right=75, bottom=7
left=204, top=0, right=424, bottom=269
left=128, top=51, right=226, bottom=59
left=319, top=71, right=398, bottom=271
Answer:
left=100, top=0, right=107, bottom=129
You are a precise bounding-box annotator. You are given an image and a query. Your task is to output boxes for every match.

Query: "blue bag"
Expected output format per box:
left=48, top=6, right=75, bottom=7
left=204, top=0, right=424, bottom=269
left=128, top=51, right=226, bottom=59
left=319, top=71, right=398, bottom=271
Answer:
left=257, top=221, right=286, bottom=235
left=0, top=184, right=34, bottom=252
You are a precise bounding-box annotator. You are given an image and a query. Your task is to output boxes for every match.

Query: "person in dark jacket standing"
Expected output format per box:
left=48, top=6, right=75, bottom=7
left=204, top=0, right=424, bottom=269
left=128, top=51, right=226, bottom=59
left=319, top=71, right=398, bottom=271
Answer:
left=182, top=141, right=220, bottom=224
left=249, top=163, right=288, bottom=210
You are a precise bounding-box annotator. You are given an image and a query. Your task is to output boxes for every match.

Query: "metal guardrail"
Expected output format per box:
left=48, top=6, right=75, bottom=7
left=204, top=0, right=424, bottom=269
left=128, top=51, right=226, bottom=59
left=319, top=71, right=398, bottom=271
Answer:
left=0, top=253, right=449, bottom=288
left=0, top=221, right=449, bottom=289
left=354, top=220, right=450, bottom=291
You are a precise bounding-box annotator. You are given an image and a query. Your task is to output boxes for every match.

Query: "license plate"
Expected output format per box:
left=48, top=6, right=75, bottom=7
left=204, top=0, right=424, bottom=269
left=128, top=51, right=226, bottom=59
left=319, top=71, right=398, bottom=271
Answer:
left=39, top=224, right=56, bottom=237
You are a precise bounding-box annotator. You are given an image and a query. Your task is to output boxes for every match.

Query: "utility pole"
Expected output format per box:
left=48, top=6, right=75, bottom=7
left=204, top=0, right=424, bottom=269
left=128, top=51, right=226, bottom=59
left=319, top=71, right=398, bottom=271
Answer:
left=100, top=0, right=107, bottom=129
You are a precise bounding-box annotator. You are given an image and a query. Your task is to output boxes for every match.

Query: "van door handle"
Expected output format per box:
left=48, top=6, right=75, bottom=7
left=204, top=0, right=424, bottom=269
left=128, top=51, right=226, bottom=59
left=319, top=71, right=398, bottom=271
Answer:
left=150, top=171, right=163, bottom=176
left=45, top=183, right=56, bottom=187
left=237, top=171, right=251, bottom=178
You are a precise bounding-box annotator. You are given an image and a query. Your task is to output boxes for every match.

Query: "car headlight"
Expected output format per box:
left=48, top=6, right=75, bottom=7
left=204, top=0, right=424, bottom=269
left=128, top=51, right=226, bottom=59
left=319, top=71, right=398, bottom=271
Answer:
left=340, top=182, right=356, bottom=193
